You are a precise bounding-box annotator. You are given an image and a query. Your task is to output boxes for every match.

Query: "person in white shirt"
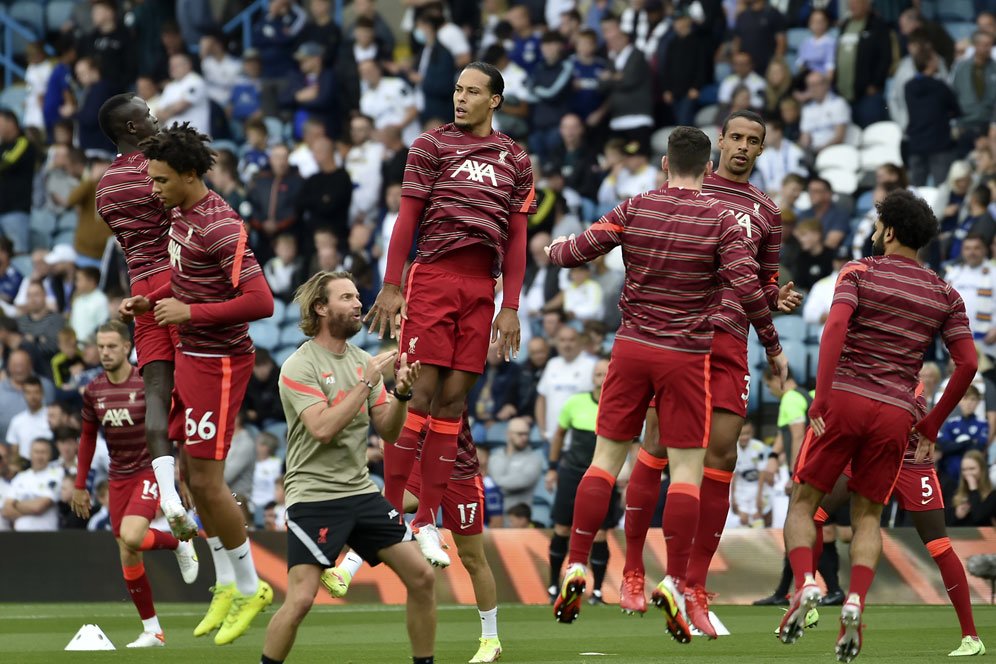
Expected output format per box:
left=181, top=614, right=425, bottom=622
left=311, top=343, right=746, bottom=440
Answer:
left=288, top=117, right=327, bottom=180
left=799, top=70, right=851, bottom=153
left=944, top=234, right=996, bottom=353
left=252, top=432, right=282, bottom=515
left=6, top=377, right=51, bottom=462
left=729, top=421, right=774, bottom=528
left=563, top=265, right=604, bottom=323
left=358, top=59, right=421, bottom=146
left=801, top=246, right=849, bottom=339
left=2, top=438, right=62, bottom=531
left=344, top=113, right=384, bottom=224
left=750, top=117, right=807, bottom=195
left=719, top=51, right=767, bottom=110
left=157, top=53, right=211, bottom=136
left=198, top=31, right=243, bottom=107
left=23, top=42, right=53, bottom=131
left=596, top=140, right=657, bottom=210
left=68, top=266, right=108, bottom=342
left=536, top=325, right=597, bottom=441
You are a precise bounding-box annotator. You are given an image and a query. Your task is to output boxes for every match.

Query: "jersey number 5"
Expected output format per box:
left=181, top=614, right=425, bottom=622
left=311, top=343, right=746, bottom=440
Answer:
left=920, top=475, right=934, bottom=500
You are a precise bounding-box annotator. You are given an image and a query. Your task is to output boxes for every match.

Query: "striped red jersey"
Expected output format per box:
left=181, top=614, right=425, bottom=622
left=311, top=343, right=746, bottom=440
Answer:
left=402, top=123, right=537, bottom=277
left=703, top=173, right=782, bottom=342
left=81, top=366, right=152, bottom=480
left=166, top=190, right=262, bottom=355
left=95, top=153, right=171, bottom=285
left=831, top=256, right=971, bottom=413
left=903, top=389, right=931, bottom=469
left=415, top=413, right=480, bottom=481
left=549, top=186, right=781, bottom=354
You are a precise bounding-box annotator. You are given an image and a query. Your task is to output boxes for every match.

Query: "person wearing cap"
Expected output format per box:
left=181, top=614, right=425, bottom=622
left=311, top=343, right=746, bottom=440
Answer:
left=157, top=52, right=211, bottom=136
left=596, top=139, right=656, bottom=210
left=281, top=42, right=339, bottom=141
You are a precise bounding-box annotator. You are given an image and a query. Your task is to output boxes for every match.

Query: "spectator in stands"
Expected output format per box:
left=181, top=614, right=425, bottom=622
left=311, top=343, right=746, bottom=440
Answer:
left=288, top=116, right=326, bottom=178
left=64, top=57, right=114, bottom=155
left=344, top=114, right=384, bottom=225
left=944, top=234, right=996, bottom=351
left=751, top=116, right=806, bottom=195
left=562, top=264, right=604, bottom=323
left=246, top=144, right=303, bottom=263
left=488, top=417, right=544, bottom=511
left=50, top=327, right=80, bottom=390
left=68, top=267, right=108, bottom=343
left=938, top=387, right=989, bottom=484
left=469, top=345, right=523, bottom=440
left=904, top=45, right=960, bottom=188
left=719, top=51, right=767, bottom=111
left=798, top=70, right=851, bottom=154
left=16, top=282, right=64, bottom=363
left=86, top=480, right=110, bottom=531
left=77, top=0, right=134, bottom=91
left=347, top=0, right=396, bottom=62
left=263, top=233, right=306, bottom=302
left=380, top=125, right=408, bottom=187
left=505, top=502, right=540, bottom=528
left=951, top=31, right=996, bottom=150
left=790, top=218, right=835, bottom=292
left=51, top=426, right=79, bottom=480
left=238, top=119, right=270, bottom=185
left=347, top=16, right=392, bottom=74
left=801, top=176, right=851, bottom=250
left=423, top=2, right=473, bottom=69
left=0, top=109, right=36, bottom=256
left=243, top=349, right=284, bottom=430
left=763, top=59, right=792, bottom=114
left=733, top=0, right=787, bottom=76
left=199, top=30, right=243, bottom=110
left=42, top=145, right=83, bottom=216
left=795, top=9, right=836, bottom=78
left=5, top=376, right=51, bottom=462
left=207, top=149, right=247, bottom=212
left=225, top=413, right=256, bottom=502
left=22, top=42, right=53, bottom=133
left=523, top=232, right=564, bottom=321
left=69, top=155, right=113, bottom=268
left=252, top=0, right=308, bottom=114
left=549, top=115, right=601, bottom=212
left=833, top=0, right=895, bottom=128
left=506, top=334, right=548, bottom=427
left=0, top=238, right=22, bottom=315
left=778, top=95, right=802, bottom=143
left=889, top=29, right=948, bottom=133
left=528, top=31, right=574, bottom=162
left=230, top=49, right=264, bottom=127
left=596, top=139, right=656, bottom=211
left=57, top=475, right=87, bottom=530
left=950, top=187, right=996, bottom=261
left=507, top=5, right=543, bottom=74
left=358, top=59, right=419, bottom=146
left=1, top=438, right=61, bottom=531
left=658, top=12, right=707, bottom=126
left=599, top=14, right=654, bottom=144
left=949, top=450, right=996, bottom=527
left=480, top=44, right=530, bottom=141
left=0, top=350, right=37, bottom=442
left=536, top=324, right=596, bottom=442
left=851, top=181, right=901, bottom=258
left=896, top=8, right=954, bottom=69
left=296, top=137, right=353, bottom=256
left=569, top=29, right=608, bottom=127
left=157, top=53, right=211, bottom=137
left=802, top=244, right=849, bottom=336
left=299, top=0, right=343, bottom=67
left=618, top=0, right=669, bottom=60
left=147, top=20, right=191, bottom=87
left=252, top=432, right=282, bottom=514
left=42, top=37, right=77, bottom=142
left=411, top=11, right=457, bottom=126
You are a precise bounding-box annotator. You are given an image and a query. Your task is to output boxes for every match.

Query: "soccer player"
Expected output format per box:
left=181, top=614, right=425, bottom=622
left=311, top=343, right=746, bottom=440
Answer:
left=262, top=270, right=436, bottom=664
left=547, top=126, right=787, bottom=642
left=778, top=190, right=976, bottom=663
left=322, top=413, right=502, bottom=664
left=619, top=111, right=802, bottom=629
left=365, top=61, right=535, bottom=567
left=121, top=124, right=275, bottom=645
left=70, top=320, right=199, bottom=648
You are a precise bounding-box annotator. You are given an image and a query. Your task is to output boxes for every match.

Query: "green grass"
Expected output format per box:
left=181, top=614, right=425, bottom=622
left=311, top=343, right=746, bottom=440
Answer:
left=0, top=602, right=993, bottom=663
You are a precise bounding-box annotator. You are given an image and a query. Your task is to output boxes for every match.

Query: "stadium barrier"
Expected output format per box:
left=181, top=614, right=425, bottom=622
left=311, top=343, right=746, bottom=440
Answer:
left=2, top=528, right=993, bottom=604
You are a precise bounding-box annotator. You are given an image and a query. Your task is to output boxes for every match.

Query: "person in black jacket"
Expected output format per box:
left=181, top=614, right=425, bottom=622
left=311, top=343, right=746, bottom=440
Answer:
left=904, top=45, right=960, bottom=187
left=411, top=10, right=456, bottom=125
left=295, top=137, right=352, bottom=259
left=243, top=349, right=284, bottom=429
left=658, top=12, right=708, bottom=126
left=598, top=15, right=654, bottom=145
left=281, top=42, right=340, bottom=140
left=0, top=110, right=37, bottom=255
left=69, top=58, right=115, bottom=156
left=548, top=114, right=602, bottom=206
left=77, top=0, right=134, bottom=92
left=528, top=31, right=574, bottom=163
left=833, top=0, right=897, bottom=128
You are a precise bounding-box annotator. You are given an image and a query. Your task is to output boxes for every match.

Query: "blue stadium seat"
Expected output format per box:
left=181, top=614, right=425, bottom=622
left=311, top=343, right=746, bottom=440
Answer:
left=782, top=340, right=810, bottom=384
left=0, top=86, right=28, bottom=122
left=485, top=421, right=508, bottom=446
left=9, top=1, right=43, bottom=33
left=806, top=343, right=820, bottom=378
left=45, top=1, right=77, bottom=32
left=269, top=298, right=285, bottom=325
left=944, top=21, right=976, bottom=43
left=262, top=116, right=286, bottom=144
left=278, top=323, right=307, bottom=347
left=11, top=254, right=31, bottom=279
left=56, top=210, right=77, bottom=232
left=283, top=302, right=301, bottom=324
left=775, top=315, right=808, bottom=342
left=211, top=139, right=239, bottom=156
left=53, top=230, right=75, bottom=247
left=529, top=424, right=544, bottom=448
left=936, top=0, right=974, bottom=22
left=855, top=189, right=874, bottom=217
left=248, top=320, right=280, bottom=350
left=273, top=345, right=298, bottom=366
left=787, top=27, right=810, bottom=53
left=29, top=208, right=56, bottom=250
left=531, top=503, right=551, bottom=528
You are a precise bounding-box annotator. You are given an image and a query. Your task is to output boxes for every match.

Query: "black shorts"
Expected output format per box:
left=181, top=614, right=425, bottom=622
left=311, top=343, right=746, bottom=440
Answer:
left=285, top=492, right=410, bottom=570
left=551, top=463, right=622, bottom=529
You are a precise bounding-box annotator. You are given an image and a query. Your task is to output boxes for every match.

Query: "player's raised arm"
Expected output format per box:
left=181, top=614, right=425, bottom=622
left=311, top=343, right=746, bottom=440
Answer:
left=547, top=199, right=631, bottom=267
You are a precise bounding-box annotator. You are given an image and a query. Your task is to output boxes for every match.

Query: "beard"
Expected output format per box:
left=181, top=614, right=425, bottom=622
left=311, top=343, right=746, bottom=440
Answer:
left=872, top=234, right=885, bottom=256
left=326, top=311, right=363, bottom=340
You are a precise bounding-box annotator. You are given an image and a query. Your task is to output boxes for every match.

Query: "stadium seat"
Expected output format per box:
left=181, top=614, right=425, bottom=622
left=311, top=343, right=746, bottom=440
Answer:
left=819, top=167, right=859, bottom=195
left=775, top=315, right=808, bottom=342
left=45, top=0, right=76, bottom=31
left=916, top=185, right=940, bottom=209
left=0, top=86, right=28, bottom=123
left=11, top=254, right=31, bottom=279
left=861, top=121, right=902, bottom=150
left=650, top=126, right=676, bottom=155
left=53, top=230, right=74, bottom=247
left=283, top=301, right=301, bottom=324
left=278, top=323, right=307, bottom=347
left=56, top=210, right=78, bottom=232
left=782, top=341, right=811, bottom=383
left=9, top=1, right=43, bottom=33
left=262, top=116, right=286, bottom=144
left=944, top=21, right=976, bottom=43
left=211, top=139, right=240, bottom=156
left=485, top=421, right=508, bottom=446
left=30, top=208, right=57, bottom=249
left=273, top=345, right=297, bottom=366
left=694, top=104, right=720, bottom=127
left=806, top=343, right=821, bottom=378
left=268, top=298, right=285, bottom=324
left=814, top=145, right=859, bottom=173
left=787, top=27, right=810, bottom=52
left=701, top=125, right=720, bottom=150
left=834, top=193, right=855, bottom=216
left=248, top=320, right=280, bottom=350
left=844, top=123, right=862, bottom=146
left=936, top=0, right=974, bottom=22
left=855, top=189, right=874, bottom=216
left=859, top=144, right=903, bottom=173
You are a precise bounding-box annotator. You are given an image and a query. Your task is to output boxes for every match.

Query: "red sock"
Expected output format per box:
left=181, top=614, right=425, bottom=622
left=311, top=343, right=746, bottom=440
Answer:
left=412, top=417, right=459, bottom=527
left=663, top=482, right=700, bottom=581
left=122, top=563, right=156, bottom=620
left=848, top=564, right=875, bottom=609
left=624, top=450, right=667, bottom=576
left=384, top=410, right=427, bottom=512
left=685, top=468, right=732, bottom=588
left=567, top=466, right=616, bottom=566
left=139, top=529, right=179, bottom=551
left=927, top=538, right=977, bottom=637
left=788, top=546, right=814, bottom=590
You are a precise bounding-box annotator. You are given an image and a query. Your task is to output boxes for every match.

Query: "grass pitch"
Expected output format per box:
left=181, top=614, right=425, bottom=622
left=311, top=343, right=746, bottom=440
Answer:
left=1, top=602, right=993, bottom=663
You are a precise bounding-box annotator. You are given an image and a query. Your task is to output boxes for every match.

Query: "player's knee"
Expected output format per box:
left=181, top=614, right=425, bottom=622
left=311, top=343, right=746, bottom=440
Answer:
left=705, top=444, right=737, bottom=473
left=186, top=471, right=215, bottom=500
left=120, top=531, right=144, bottom=551
left=457, top=546, right=484, bottom=574
left=285, top=594, right=314, bottom=624
left=404, top=562, right=435, bottom=599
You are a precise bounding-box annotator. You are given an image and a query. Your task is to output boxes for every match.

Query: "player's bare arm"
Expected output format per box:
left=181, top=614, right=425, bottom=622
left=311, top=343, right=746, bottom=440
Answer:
left=365, top=283, right=406, bottom=340
left=70, top=489, right=91, bottom=519
left=371, top=352, right=422, bottom=442
left=298, top=350, right=398, bottom=444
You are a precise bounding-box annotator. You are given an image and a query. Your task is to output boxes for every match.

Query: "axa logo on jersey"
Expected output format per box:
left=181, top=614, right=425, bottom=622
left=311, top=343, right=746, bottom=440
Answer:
left=102, top=408, right=135, bottom=427
left=168, top=238, right=183, bottom=272
left=450, top=159, right=498, bottom=186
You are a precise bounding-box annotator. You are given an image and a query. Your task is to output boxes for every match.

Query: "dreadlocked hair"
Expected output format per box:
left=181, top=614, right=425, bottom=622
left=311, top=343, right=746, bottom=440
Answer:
left=139, top=121, right=216, bottom=177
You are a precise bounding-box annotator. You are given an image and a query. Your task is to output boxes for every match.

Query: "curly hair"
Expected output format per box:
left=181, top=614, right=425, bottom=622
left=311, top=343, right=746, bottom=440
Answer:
left=875, top=189, right=938, bottom=251
left=139, top=122, right=215, bottom=177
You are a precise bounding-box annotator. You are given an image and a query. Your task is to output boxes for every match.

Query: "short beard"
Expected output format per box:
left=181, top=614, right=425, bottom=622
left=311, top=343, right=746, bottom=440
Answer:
left=872, top=235, right=885, bottom=256
left=326, top=313, right=362, bottom=340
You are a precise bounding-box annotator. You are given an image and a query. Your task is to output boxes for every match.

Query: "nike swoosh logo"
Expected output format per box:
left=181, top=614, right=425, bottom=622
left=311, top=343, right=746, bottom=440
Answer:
left=625, top=506, right=642, bottom=511
left=575, top=529, right=593, bottom=536
left=946, top=585, right=958, bottom=592
left=921, top=499, right=932, bottom=505
left=456, top=149, right=469, bottom=155
left=713, top=532, right=723, bottom=538
left=238, top=553, right=248, bottom=559
left=212, top=546, right=225, bottom=552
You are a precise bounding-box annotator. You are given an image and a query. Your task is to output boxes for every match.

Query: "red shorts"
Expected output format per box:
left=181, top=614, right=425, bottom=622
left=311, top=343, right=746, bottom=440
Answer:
left=172, top=351, right=254, bottom=461
left=399, top=262, right=496, bottom=374
left=132, top=271, right=180, bottom=369
left=842, top=462, right=944, bottom=512
left=796, top=391, right=914, bottom=504
left=407, top=464, right=485, bottom=536
left=598, top=338, right=711, bottom=449
left=709, top=330, right=750, bottom=418
left=108, top=470, right=159, bottom=536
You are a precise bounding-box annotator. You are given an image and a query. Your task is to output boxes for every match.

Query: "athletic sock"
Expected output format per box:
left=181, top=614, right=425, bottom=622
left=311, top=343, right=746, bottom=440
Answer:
left=207, top=535, right=236, bottom=586
left=663, top=482, right=700, bottom=580
left=787, top=546, right=814, bottom=590
left=141, top=615, right=162, bottom=634
left=928, top=537, right=978, bottom=637
left=818, top=540, right=842, bottom=594
left=151, top=455, right=181, bottom=505
left=479, top=606, right=498, bottom=639
left=567, top=466, right=616, bottom=565
left=624, top=449, right=666, bottom=576
left=590, top=540, right=609, bottom=592
left=847, top=564, right=876, bottom=609
left=685, top=468, right=733, bottom=588
left=413, top=657, right=434, bottom=664
left=548, top=533, right=569, bottom=588
left=412, top=417, right=459, bottom=527
left=226, top=539, right=260, bottom=596
left=139, top=529, right=179, bottom=551
left=340, top=549, right=365, bottom=577
left=808, top=507, right=829, bottom=589
left=384, top=410, right=427, bottom=512
left=123, top=563, right=157, bottom=622
left=260, top=655, right=283, bottom=664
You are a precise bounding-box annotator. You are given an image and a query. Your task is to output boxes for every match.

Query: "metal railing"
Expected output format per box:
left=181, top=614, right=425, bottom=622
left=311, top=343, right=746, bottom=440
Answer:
left=0, top=10, right=37, bottom=88
left=222, top=0, right=344, bottom=52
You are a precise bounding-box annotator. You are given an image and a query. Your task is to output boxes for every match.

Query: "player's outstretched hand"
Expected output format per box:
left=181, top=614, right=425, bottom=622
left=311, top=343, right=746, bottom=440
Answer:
left=395, top=352, right=420, bottom=396
left=119, top=295, right=151, bottom=323
left=70, top=488, right=91, bottom=519
left=154, top=298, right=192, bottom=326
left=492, top=308, right=521, bottom=361
left=777, top=281, right=803, bottom=313
left=913, top=432, right=935, bottom=464
left=364, top=350, right=398, bottom=386
left=365, top=284, right=406, bottom=340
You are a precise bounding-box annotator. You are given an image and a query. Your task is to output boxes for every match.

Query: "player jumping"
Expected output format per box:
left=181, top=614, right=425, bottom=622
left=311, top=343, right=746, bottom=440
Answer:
left=366, top=61, right=534, bottom=568
left=779, top=190, right=976, bottom=662
left=71, top=320, right=199, bottom=648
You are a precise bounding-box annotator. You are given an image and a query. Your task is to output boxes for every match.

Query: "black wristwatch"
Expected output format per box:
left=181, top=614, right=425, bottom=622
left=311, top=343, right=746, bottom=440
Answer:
left=393, top=387, right=413, bottom=401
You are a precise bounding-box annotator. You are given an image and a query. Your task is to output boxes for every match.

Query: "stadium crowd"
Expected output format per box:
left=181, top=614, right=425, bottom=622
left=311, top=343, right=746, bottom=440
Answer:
left=1, top=0, right=996, bottom=536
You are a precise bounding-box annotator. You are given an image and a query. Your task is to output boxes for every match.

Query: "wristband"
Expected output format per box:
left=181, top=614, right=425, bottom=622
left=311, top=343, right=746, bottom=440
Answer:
left=362, top=379, right=375, bottom=391
left=548, top=458, right=559, bottom=470
left=393, top=387, right=413, bottom=401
